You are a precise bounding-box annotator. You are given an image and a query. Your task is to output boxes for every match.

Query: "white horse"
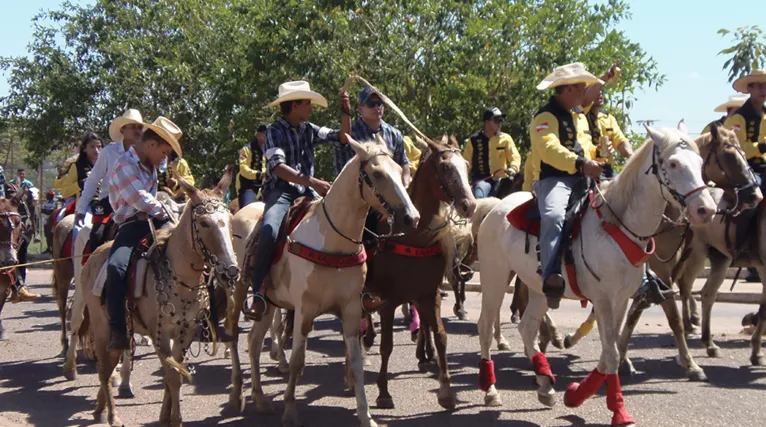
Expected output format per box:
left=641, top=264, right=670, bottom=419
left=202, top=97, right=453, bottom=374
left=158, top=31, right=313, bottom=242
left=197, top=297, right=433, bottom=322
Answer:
left=475, top=126, right=716, bottom=427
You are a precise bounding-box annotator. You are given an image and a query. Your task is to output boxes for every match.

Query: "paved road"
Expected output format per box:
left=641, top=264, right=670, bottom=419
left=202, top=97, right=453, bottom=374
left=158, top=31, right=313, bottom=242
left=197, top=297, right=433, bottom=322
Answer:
left=1, top=269, right=765, bottom=426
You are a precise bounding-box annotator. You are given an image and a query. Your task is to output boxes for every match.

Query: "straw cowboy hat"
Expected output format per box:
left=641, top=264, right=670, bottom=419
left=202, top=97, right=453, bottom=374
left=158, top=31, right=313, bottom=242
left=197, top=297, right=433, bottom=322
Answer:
left=264, top=80, right=328, bottom=109
left=108, top=109, right=144, bottom=142
left=733, top=69, right=766, bottom=94
left=144, top=116, right=183, bottom=158
left=714, top=94, right=749, bottom=113
left=536, top=63, right=604, bottom=90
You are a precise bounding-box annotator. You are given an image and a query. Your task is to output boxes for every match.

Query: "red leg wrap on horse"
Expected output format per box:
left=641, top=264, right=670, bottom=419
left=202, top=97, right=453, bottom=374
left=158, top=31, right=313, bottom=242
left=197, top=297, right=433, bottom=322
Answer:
left=479, top=359, right=496, bottom=391
left=606, top=374, right=634, bottom=426
left=564, top=367, right=606, bottom=408
left=532, top=352, right=555, bottom=383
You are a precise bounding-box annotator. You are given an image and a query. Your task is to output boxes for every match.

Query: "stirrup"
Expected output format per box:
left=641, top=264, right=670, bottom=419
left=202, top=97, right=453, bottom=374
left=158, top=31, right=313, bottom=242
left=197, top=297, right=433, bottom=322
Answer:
left=361, top=292, right=383, bottom=315
left=243, top=293, right=268, bottom=321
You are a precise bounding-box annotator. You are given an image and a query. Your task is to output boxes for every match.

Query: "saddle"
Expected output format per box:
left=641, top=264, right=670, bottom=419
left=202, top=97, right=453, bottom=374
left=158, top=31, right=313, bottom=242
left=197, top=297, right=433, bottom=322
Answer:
left=82, top=214, right=116, bottom=266
left=52, top=200, right=76, bottom=228
left=728, top=199, right=766, bottom=264
left=93, top=230, right=168, bottom=300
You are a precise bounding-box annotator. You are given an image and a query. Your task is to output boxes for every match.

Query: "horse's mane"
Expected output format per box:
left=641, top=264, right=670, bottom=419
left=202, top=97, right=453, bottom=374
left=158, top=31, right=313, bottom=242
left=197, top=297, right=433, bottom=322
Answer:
left=601, top=128, right=699, bottom=214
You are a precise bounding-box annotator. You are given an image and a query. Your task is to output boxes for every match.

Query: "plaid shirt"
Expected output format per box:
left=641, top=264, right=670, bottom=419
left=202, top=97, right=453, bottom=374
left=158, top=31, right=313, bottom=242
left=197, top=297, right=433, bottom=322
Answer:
left=333, top=119, right=408, bottom=175
left=108, top=146, right=168, bottom=224
left=263, top=117, right=339, bottom=193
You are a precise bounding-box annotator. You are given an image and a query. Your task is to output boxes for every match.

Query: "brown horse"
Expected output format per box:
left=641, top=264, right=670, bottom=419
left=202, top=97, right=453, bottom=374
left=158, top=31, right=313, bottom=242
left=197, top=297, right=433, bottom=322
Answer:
left=0, top=190, right=30, bottom=341
left=363, top=135, right=476, bottom=410
left=74, top=168, right=237, bottom=427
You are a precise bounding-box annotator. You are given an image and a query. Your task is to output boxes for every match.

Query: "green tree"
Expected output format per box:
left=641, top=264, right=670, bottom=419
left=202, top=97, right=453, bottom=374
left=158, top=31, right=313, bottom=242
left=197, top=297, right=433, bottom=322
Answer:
left=1, top=0, right=664, bottom=186
left=718, top=25, right=766, bottom=83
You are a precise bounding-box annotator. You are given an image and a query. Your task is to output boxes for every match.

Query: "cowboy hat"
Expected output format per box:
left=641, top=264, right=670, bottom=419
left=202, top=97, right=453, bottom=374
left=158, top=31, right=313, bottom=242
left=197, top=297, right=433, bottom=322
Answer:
left=733, top=69, right=766, bottom=94
left=714, top=94, right=749, bottom=113
left=264, top=80, right=328, bottom=109
left=144, top=116, right=183, bottom=158
left=108, top=109, right=144, bottom=142
left=536, top=63, right=604, bottom=90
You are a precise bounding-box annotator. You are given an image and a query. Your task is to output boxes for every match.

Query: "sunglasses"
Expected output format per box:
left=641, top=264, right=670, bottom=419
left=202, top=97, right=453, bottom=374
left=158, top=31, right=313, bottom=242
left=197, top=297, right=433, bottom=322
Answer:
left=364, top=99, right=384, bottom=108
left=491, top=117, right=504, bottom=124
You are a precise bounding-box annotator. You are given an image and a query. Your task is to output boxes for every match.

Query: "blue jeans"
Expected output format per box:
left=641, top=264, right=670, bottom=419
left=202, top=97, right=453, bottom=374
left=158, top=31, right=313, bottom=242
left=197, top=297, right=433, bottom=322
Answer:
left=600, top=164, right=616, bottom=180
left=250, top=183, right=315, bottom=294
left=238, top=188, right=259, bottom=209
left=535, top=175, right=581, bottom=282
left=472, top=180, right=492, bottom=199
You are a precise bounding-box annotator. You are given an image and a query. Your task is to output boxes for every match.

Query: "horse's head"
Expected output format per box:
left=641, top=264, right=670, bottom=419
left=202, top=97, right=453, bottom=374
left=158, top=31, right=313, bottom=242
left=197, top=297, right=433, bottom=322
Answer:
left=419, top=135, right=477, bottom=218
left=698, top=122, right=763, bottom=213
left=645, top=125, right=717, bottom=226
left=346, top=133, right=420, bottom=229
left=175, top=166, right=240, bottom=287
left=0, top=190, right=26, bottom=267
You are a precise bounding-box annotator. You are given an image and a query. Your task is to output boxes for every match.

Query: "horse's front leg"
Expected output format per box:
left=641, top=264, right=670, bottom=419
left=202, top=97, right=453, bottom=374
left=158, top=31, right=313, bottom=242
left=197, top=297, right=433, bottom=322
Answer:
left=520, top=292, right=555, bottom=407
left=249, top=306, right=276, bottom=414
left=418, top=295, right=456, bottom=410
left=342, top=302, right=377, bottom=427
left=283, top=308, right=311, bottom=427
left=375, top=305, right=396, bottom=409
left=749, top=267, right=766, bottom=366
left=616, top=297, right=646, bottom=377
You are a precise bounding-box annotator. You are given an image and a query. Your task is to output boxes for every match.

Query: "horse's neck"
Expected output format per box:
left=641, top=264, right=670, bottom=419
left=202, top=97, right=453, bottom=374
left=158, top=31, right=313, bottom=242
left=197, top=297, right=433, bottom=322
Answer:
left=400, top=168, right=443, bottom=244
left=319, top=161, right=369, bottom=253
left=600, top=151, right=666, bottom=240
left=165, top=211, right=204, bottom=286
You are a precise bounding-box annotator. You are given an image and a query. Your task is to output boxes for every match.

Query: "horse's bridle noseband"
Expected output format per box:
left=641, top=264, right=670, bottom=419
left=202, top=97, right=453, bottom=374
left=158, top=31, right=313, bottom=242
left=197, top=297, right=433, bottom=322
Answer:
left=0, top=212, right=22, bottom=250
left=427, top=147, right=463, bottom=205
left=646, top=142, right=708, bottom=211
left=702, top=142, right=758, bottom=217
left=190, top=198, right=238, bottom=289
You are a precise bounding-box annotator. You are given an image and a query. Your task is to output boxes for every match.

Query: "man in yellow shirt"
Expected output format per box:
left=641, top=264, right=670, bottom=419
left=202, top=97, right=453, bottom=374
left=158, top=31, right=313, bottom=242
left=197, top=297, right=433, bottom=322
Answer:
left=158, top=151, right=194, bottom=195
left=402, top=135, right=422, bottom=175
left=586, top=91, right=634, bottom=179
left=237, top=124, right=267, bottom=207
left=725, top=70, right=766, bottom=283
left=703, top=94, right=748, bottom=134
left=462, top=107, right=521, bottom=198
left=530, top=63, right=606, bottom=308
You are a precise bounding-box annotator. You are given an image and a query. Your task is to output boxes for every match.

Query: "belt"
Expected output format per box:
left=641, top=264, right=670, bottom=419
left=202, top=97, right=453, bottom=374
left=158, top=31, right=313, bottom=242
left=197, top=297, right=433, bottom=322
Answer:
left=118, top=214, right=149, bottom=229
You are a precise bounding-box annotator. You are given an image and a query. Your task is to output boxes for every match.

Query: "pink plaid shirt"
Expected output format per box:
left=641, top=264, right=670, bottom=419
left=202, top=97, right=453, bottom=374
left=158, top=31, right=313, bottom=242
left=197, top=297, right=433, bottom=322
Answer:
left=108, top=146, right=169, bottom=224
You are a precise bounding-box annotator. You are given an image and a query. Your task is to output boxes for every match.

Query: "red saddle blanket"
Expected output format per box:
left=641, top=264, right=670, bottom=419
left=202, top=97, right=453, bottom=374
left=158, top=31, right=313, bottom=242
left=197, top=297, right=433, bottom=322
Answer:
left=52, top=201, right=76, bottom=228
left=506, top=198, right=540, bottom=236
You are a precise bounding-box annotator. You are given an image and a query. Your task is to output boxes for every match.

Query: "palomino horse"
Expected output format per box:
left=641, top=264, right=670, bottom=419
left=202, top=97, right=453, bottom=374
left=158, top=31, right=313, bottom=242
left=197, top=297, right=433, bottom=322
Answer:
left=557, top=124, right=762, bottom=380
left=74, top=168, right=238, bottom=427
left=61, top=192, right=186, bottom=395
left=476, top=126, right=716, bottom=427
left=228, top=135, right=419, bottom=427
left=362, top=135, right=475, bottom=410
left=0, top=190, right=30, bottom=341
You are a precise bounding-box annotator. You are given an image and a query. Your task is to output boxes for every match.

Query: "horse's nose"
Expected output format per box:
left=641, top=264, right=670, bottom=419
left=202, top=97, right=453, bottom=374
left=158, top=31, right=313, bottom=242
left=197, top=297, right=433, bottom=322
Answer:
left=458, top=199, right=477, bottom=218
left=403, top=212, right=420, bottom=229
left=226, top=265, right=240, bottom=279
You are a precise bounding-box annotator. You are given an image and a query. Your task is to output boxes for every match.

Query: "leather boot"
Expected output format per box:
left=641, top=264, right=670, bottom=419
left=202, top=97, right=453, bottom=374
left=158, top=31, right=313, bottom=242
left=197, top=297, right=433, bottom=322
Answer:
left=543, top=274, right=565, bottom=309
left=107, top=330, right=130, bottom=351
left=11, top=285, right=40, bottom=303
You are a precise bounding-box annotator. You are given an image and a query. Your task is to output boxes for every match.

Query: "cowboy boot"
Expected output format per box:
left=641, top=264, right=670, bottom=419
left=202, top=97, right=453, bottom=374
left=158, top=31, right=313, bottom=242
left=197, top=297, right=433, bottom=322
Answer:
left=361, top=292, right=385, bottom=313
left=10, top=285, right=40, bottom=303
left=633, top=268, right=676, bottom=309
left=543, top=274, right=565, bottom=310
left=107, top=330, right=131, bottom=351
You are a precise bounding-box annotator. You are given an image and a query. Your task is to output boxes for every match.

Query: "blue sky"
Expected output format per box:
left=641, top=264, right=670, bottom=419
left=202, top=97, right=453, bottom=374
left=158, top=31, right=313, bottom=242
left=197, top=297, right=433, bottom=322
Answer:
left=1, top=0, right=763, bottom=137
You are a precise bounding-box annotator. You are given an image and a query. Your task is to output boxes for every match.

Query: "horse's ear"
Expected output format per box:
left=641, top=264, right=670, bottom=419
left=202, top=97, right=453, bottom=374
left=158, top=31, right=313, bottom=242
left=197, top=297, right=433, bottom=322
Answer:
left=174, top=169, right=200, bottom=203
left=677, top=119, right=689, bottom=135
left=425, top=136, right=442, bottom=154
left=448, top=135, right=460, bottom=148
left=345, top=134, right=367, bottom=159
left=709, top=121, right=721, bottom=144
left=9, top=187, right=26, bottom=207
left=213, top=165, right=234, bottom=198
left=413, top=135, right=428, bottom=151
left=644, top=125, right=665, bottom=144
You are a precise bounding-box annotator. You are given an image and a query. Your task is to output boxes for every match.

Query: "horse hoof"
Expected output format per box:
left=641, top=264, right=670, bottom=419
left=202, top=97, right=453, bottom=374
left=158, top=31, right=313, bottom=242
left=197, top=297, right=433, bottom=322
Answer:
left=0, top=329, right=6, bottom=341
left=456, top=311, right=469, bottom=321
left=563, top=334, right=574, bottom=349
left=269, top=344, right=279, bottom=361
left=223, top=348, right=231, bottom=359
left=751, top=355, right=766, bottom=366
left=376, top=396, right=395, bottom=409
left=117, top=385, right=135, bottom=398
left=227, top=394, right=246, bottom=414
left=510, top=313, right=520, bottom=324
left=63, top=368, right=77, bottom=381
left=685, top=325, right=701, bottom=336
left=363, top=357, right=372, bottom=367
left=278, top=361, right=290, bottom=374
left=618, top=362, right=636, bottom=377
left=93, top=410, right=105, bottom=423
left=109, top=416, right=125, bottom=427
left=551, top=335, right=565, bottom=350
left=706, top=347, right=721, bottom=358
left=438, top=394, right=456, bottom=410
left=484, top=391, right=503, bottom=407
left=255, top=396, right=275, bottom=414
left=497, top=342, right=511, bottom=352
left=687, top=369, right=708, bottom=382
left=418, top=362, right=431, bottom=373
left=537, top=391, right=556, bottom=407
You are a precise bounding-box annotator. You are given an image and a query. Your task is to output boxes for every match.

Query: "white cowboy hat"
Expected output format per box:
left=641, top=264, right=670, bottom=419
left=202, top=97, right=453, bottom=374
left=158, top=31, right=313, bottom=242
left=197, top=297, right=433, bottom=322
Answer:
left=733, top=69, right=766, bottom=94
left=144, top=116, right=183, bottom=158
left=108, top=109, right=144, bottom=142
left=536, top=63, right=604, bottom=90
left=263, top=80, right=328, bottom=109
left=714, top=94, right=749, bottom=113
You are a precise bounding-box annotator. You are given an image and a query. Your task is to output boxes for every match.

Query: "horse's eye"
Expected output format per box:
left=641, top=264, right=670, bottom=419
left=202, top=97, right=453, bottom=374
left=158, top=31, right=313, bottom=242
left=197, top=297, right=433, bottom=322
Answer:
left=199, top=219, right=211, bottom=228
left=373, top=171, right=384, bottom=180
left=669, top=161, right=678, bottom=169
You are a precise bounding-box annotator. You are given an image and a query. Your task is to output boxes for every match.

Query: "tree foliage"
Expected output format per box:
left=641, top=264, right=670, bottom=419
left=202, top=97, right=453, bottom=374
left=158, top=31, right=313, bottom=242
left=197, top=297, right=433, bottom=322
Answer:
left=718, top=25, right=766, bottom=83
left=1, top=0, right=664, bottom=185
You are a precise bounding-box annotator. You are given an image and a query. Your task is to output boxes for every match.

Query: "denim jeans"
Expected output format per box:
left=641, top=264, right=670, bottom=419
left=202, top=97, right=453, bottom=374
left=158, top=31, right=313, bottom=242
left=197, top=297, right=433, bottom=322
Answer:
left=238, top=188, right=259, bottom=209
left=472, top=180, right=492, bottom=199
left=535, top=175, right=581, bottom=282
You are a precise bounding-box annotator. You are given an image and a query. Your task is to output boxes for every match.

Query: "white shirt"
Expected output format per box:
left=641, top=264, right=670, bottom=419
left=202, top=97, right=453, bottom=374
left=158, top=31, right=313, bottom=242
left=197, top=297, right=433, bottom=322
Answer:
left=75, top=140, right=129, bottom=215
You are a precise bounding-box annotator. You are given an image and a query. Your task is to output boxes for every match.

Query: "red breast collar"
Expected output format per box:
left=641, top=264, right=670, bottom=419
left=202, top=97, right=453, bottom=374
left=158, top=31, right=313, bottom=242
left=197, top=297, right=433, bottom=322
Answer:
left=589, top=192, right=655, bottom=267
left=377, top=241, right=441, bottom=257
left=287, top=239, right=367, bottom=268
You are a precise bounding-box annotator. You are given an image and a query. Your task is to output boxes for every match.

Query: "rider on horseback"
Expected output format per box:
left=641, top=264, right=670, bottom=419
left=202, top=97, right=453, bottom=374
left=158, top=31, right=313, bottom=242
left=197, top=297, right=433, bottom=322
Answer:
left=158, top=150, right=195, bottom=196
left=462, top=107, right=521, bottom=198
left=242, top=81, right=336, bottom=321
left=104, top=117, right=182, bottom=351
left=236, top=124, right=267, bottom=209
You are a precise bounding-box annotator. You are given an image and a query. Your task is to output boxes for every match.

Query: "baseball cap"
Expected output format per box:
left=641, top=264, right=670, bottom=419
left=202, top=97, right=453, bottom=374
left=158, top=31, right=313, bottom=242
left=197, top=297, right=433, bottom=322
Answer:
left=358, top=86, right=380, bottom=105
left=483, top=107, right=506, bottom=121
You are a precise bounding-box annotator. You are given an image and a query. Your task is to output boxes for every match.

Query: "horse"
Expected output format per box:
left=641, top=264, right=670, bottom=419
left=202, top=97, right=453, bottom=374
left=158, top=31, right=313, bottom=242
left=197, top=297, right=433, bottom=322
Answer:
left=475, top=126, right=716, bottom=427
left=0, top=190, right=31, bottom=341
left=227, top=135, right=419, bottom=427
left=73, top=168, right=238, bottom=427
left=61, top=192, right=186, bottom=395
left=556, top=124, right=762, bottom=380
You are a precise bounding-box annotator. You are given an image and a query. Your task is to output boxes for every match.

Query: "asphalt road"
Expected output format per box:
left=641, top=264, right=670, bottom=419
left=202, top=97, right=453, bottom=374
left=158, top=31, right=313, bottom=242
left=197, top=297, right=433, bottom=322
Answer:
left=1, top=269, right=765, bottom=426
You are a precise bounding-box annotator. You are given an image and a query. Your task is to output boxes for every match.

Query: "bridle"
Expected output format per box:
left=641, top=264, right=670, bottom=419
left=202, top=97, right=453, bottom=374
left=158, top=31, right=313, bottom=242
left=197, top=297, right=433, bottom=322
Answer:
left=0, top=212, right=22, bottom=251
left=426, top=146, right=463, bottom=205
left=189, top=198, right=239, bottom=290
left=702, top=141, right=757, bottom=217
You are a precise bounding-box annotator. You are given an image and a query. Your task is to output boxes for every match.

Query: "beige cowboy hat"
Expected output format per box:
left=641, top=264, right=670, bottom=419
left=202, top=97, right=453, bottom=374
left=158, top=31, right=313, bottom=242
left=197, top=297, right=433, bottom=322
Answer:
left=144, top=116, right=183, bottom=158
left=264, top=80, right=328, bottom=109
left=108, top=109, right=144, bottom=142
left=714, top=94, right=749, bottom=113
left=733, top=69, right=766, bottom=94
left=536, top=62, right=604, bottom=90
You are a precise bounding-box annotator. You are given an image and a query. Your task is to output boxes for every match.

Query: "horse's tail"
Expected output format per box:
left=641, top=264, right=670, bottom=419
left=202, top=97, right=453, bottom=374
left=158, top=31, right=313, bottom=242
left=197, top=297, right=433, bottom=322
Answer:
left=78, top=306, right=95, bottom=359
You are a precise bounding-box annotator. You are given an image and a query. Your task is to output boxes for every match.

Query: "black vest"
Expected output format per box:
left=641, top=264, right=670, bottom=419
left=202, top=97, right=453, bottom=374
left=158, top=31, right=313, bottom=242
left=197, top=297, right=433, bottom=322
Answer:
left=158, top=163, right=170, bottom=189
left=468, top=131, right=491, bottom=181
left=75, top=156, right=98, bottom=201
left=239, top=140, right=264, bottom=191
left=537, top=97, right=584, bottom=179
left=735, top=101, right=766, bottom=169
